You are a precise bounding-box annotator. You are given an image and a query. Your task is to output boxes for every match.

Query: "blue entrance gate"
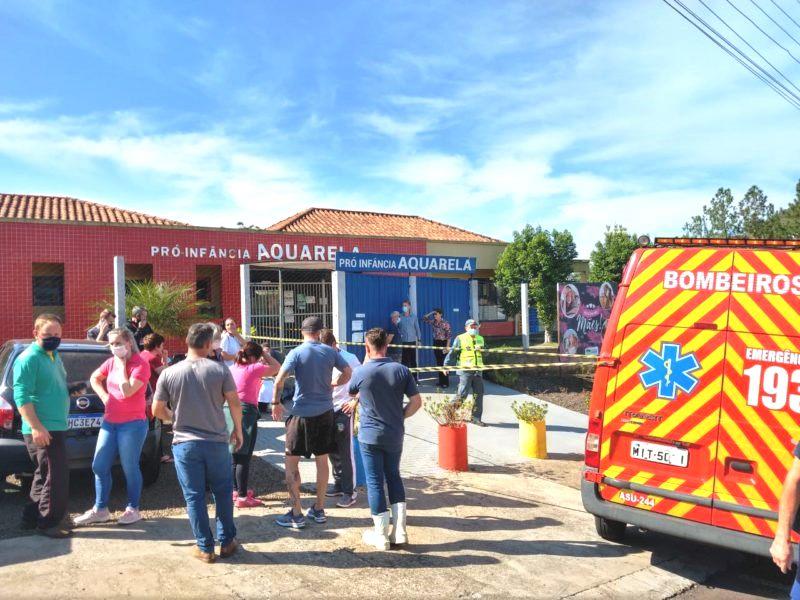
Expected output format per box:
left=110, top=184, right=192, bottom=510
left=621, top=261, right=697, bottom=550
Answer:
left=416, top=278, right=470, bottom=368
left=344, top=273, right=409, bottom=361
left=343, top=274, right=471, bottom=365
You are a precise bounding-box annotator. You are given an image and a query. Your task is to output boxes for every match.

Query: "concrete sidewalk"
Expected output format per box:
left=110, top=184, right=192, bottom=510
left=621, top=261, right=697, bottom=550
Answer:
left=0, top=464, right=743, bottom=599
left=255, top=377, right=589, bottom=483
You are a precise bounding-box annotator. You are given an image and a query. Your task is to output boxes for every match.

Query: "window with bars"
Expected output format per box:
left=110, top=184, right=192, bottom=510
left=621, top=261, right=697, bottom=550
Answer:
left=477, top=279, right=506, bottom=322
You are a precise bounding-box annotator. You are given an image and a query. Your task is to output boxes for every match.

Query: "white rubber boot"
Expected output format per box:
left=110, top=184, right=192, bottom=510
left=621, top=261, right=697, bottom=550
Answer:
left=362, top=511, right=391, bottom=551
left=390, top=502, right=407, bottom=545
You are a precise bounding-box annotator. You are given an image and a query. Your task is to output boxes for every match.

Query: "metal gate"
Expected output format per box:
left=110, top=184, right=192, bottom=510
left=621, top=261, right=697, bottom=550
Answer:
left=251, top=277, right=332, bottom=352
left=416, top=277, right=471, bottom=367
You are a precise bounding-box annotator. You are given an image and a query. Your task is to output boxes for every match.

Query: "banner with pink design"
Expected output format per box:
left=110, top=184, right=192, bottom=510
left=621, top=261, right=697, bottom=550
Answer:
left=557, top=282, right=617, bottom=356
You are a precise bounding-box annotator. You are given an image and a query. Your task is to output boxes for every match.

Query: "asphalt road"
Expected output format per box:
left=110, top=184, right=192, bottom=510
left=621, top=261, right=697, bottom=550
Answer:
left=674, top=557, right=794, bottom=599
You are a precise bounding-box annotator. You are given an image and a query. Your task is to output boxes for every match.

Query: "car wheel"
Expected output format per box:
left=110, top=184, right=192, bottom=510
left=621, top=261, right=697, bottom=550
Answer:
left=595, top=516, right=627, bottom=542
left=141, top=443, right=162, bottom=487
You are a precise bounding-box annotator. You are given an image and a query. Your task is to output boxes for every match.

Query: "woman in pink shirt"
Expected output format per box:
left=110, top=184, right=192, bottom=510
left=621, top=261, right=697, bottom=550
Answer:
left=76, top=328, right=151, bottom=526
left=229, top=341, right=280, bottom=508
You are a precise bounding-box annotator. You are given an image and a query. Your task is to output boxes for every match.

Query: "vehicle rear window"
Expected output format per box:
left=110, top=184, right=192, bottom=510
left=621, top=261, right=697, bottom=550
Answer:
left=6, top=349, right=110, bottom=398
left=60, top=351, right=110, bottom=397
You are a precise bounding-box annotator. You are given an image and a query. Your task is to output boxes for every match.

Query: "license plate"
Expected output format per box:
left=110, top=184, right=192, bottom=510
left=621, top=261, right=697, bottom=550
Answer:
left=630, top=440, right=688, bottom=467
left=68, top=414, right=104, bottom=430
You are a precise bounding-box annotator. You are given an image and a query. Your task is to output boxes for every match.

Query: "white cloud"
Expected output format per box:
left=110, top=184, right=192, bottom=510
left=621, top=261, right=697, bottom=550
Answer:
left=355, top=112, right=435, bottom=142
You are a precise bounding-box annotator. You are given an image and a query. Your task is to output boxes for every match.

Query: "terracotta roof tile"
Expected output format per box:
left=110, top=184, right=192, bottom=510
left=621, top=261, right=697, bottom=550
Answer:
left=267, top=207, right=502, bottom=243
left=0, top=194, right=188, bottom=227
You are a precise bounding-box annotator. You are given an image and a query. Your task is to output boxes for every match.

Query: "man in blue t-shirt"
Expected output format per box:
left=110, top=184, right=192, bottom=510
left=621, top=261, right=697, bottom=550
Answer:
left=271, top=316, right=352, bottom=529
left=346, top=327, right=422, bottom=550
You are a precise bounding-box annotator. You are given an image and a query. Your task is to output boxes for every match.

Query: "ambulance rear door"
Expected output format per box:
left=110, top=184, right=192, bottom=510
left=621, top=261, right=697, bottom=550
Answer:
left=713, top=249, right=800, bottom=539
left=599, top=246, right=734, bottom=525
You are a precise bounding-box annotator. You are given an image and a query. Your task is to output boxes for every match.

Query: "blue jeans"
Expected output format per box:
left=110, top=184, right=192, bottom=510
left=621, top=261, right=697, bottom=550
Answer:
left=360, top=441, right=405, bottom=515
left=172, top=441, right=236, bottom=553
left=792, top=577, right=800, bottom=600
left=92, top=419, right=148, bottom=510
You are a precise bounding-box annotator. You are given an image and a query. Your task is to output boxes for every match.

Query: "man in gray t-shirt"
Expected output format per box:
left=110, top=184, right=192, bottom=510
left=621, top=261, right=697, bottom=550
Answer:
left=153, top=323, right=243, bottom=563
left=156, top=359, right=237, bottom=444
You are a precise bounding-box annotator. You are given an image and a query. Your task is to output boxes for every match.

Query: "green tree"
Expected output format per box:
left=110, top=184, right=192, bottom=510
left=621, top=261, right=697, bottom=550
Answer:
left=771, top=179, right=800, bottom=238
left=94, top=280, right=210, bottom=338
left=683, top=186, right=777, bottom=238
left=739, top=185, right=776, bottom=238
left=494, top=226, right=577, bottom=342
left=589, top=226, right=639, bottom=284
left=683, top=188, right=740, bottom=237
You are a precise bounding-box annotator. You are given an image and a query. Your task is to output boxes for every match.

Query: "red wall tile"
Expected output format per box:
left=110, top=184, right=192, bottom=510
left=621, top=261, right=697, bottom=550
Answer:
left=1, top=222, right=426, bottom=341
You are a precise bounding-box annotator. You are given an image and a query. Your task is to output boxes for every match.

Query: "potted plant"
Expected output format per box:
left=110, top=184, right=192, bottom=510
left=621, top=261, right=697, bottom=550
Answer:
left=424, top=395, right=474, bottom=471
left=512, top=400, right=548, bottom=459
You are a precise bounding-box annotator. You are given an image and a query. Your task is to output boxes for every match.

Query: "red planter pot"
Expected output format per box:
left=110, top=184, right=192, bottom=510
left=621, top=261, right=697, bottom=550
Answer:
left=438, top=424, right=468, bottom=471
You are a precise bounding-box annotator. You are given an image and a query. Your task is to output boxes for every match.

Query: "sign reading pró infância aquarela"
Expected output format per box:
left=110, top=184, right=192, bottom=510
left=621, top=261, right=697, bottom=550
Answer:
left=335, top=252, right=476, bottom=274
left=151, top=242, right=361, bottom=261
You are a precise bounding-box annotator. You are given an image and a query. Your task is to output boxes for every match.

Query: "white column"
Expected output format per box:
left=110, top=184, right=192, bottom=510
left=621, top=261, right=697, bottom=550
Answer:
left=113, top=256, right=125, bottom=328
left=332, top=270, right=347, bottom=343
left=521, top=282, right=530, bottom=350
left=240, top=264, right=251, bottom=339
left=469, top=279, right=479, bottom=321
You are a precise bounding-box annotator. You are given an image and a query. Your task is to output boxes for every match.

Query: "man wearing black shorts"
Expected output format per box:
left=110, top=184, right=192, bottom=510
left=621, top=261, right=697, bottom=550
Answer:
left=271, top=316, right=352, bottom=528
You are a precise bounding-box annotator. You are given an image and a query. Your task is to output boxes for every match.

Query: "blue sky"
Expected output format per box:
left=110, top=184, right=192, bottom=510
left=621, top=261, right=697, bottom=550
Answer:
left=0, top=0, right=798, bottom=256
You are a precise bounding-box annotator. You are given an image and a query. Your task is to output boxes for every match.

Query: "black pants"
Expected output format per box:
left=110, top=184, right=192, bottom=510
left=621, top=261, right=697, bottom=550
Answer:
left=329, top=409, right=355, bottom=496
left=400, top=342, right=418, bottom=382
left=433, top=340, right=450, bottom=388
left=23, top=431, right=69, bottom=530
left=232, top=403, right=260, bottom=495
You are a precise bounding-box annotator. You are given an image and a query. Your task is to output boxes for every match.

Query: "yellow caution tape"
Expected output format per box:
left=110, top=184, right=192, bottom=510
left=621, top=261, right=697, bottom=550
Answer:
left=408, top=362, right=596, bottom=373
left=249, top=334, right=589, bottom=359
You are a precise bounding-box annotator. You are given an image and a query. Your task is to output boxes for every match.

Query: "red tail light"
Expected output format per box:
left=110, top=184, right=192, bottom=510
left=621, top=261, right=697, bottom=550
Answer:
left=0, top=397, right=14, bottom=431
left=585, top=414, right=603, bottom=468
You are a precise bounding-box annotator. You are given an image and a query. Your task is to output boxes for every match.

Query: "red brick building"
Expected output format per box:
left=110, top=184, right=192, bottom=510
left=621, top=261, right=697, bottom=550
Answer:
left=0, top=194, right=511, bottom=342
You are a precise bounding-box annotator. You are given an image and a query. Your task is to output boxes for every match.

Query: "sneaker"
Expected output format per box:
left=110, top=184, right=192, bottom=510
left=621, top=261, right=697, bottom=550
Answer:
left=74, top=507, right=111, bottom=526
left=275, top=509, right=307, bottom=529
left=336, top=492, right=357, bottom=508
left=325, top=485, right=343, bottom=498
left=117, top=507, right=142, bottom=526
left=471, top=418, right=487, bottom=427
left=306, top=506, right=327, bottom=523
left=245, top=490, right=263, bottom=507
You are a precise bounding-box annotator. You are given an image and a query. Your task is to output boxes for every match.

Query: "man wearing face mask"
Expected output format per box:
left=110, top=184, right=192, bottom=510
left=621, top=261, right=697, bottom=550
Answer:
left=14, top=314, right=72, bottom=538
left=444, top=319, right=487, bottom=427
left=127, top=306, right=154, bottom=350
left=397, top=300, right=421, bottom=381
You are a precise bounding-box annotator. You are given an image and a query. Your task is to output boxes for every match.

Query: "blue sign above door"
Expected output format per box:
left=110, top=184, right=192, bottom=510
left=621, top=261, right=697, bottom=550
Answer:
left=335, top=252, right=476, bottom=274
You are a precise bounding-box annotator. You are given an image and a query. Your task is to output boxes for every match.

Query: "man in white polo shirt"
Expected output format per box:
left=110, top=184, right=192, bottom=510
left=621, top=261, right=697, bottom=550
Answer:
left=321, top=329, right=362, bottom=507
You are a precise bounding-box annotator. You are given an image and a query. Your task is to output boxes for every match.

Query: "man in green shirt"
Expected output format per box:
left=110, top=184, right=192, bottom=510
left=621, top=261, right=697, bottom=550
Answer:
left=14, top=314, right=71, bottom=538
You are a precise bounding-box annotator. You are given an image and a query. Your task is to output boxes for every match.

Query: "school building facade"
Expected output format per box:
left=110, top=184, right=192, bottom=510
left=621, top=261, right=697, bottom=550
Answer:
left=0, top=194, right=513, bottom=344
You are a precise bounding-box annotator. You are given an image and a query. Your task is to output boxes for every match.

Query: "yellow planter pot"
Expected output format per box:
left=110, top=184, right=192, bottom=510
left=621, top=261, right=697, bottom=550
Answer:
left=519, top=419, right=547, bottom=459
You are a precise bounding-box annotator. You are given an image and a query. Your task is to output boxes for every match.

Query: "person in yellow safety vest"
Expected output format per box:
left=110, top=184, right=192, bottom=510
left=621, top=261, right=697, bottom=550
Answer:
left=443, top=319, right=486, bottom=427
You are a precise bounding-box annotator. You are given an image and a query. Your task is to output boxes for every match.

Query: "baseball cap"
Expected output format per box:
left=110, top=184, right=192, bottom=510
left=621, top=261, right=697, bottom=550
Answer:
left=301, top=316, right=324, bottom=333
left=465, top=319, right=479, bottom=328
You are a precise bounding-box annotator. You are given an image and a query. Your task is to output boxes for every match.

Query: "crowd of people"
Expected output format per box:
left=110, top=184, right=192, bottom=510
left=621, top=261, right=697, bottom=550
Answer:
left=15, top=299, right=486, bottom=560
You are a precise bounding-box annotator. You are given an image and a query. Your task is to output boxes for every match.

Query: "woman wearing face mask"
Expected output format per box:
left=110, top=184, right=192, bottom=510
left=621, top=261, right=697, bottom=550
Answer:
left=77, top=328, right=151, bottom=526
